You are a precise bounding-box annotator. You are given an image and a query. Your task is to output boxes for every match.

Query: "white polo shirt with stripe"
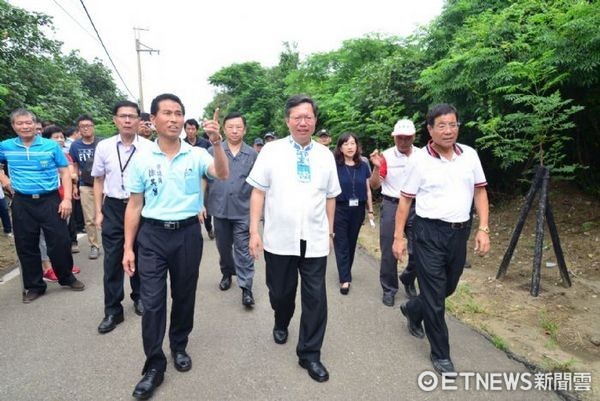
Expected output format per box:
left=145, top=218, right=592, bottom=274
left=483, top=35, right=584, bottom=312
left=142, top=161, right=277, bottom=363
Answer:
left=401, top=141, right=487, bottom=223
left=379, top=145, right=418, bottom=198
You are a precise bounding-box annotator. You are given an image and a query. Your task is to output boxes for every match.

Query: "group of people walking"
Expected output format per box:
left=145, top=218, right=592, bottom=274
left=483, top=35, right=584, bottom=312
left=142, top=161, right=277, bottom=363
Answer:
left=0, top=94, right=490, bottom=399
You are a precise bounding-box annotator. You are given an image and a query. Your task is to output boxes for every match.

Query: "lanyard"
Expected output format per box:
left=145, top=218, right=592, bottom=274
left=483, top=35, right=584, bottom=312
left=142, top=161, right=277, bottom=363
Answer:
left=344, top=164, right=357, bottom=198
left=117, top=143, right=136, bottom=190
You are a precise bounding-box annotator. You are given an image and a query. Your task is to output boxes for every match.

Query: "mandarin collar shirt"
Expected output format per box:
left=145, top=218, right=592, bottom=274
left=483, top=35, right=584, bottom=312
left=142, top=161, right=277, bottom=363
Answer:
left=91, top=134, right=153, bottom=199
left=247, top=136, right=341, bottom=257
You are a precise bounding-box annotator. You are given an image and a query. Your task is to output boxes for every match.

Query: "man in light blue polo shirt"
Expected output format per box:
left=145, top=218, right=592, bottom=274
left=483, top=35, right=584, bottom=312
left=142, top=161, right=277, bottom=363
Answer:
left=122, top=93, right=228, bottom=400
left=0, top=108, right=85, bottom=303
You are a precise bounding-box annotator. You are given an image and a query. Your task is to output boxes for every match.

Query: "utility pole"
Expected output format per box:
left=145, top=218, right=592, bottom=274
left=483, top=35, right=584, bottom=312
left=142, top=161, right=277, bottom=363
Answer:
left=134, top=27, right=159, bottom=112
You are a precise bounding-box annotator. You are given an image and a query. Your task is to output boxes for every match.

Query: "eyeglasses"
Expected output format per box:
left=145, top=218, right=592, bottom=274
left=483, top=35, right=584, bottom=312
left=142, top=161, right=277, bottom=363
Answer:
left=116, top=114, right=139, bottom=120
left=434, top=122, right=460, bottom=131
left=78, top=124, right=94, bottom=129
left=290, top=115, right=315, bottom=123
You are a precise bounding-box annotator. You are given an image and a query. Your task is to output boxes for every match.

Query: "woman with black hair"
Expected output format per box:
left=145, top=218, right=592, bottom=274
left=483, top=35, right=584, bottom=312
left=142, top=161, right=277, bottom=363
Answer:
left=332, top=133, right=373, bottom=294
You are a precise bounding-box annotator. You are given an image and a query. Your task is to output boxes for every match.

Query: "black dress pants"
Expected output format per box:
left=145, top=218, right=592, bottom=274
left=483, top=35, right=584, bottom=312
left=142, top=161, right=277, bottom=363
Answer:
left=404, top=216, right=469, bottom=360
left=333, top=203, right=365, bottom=283
left=264, top=241, right=327, bottom=362
left=101, top=197, right=140, bottom=316
left=12, top=192, right=76, bottom=294
left=137, top=220, right=202, bottom=374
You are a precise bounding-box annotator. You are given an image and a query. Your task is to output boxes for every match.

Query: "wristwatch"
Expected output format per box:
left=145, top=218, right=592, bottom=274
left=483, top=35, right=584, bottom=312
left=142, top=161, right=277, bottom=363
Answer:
left=478, top=226, right=490, bottom=234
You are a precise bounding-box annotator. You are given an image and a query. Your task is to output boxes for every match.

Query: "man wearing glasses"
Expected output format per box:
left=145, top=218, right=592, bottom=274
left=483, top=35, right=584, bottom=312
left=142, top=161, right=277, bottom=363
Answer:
left=248, top=95, right=340, bottom=383
left=92, top=101, right=153, bottom=334
left=393, top=103, right=491, bottom=375
left=70, top=114, right=101, bottom=259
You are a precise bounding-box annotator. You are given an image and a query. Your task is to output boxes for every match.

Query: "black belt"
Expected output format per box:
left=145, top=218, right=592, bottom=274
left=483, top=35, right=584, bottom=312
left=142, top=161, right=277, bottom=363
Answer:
left=419, top=216, right=470, bottom=229
left=142, top=216, right=198, bottom=230
left=105, top=196, right=128, bottom=204
left=14, top=190, right=58, bottom=199
left=382, top=195, right=399, bottom=204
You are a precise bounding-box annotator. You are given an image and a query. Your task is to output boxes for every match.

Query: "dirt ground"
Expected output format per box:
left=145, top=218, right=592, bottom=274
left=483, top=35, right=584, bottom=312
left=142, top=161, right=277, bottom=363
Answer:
left=1, top=183, right=598, bottom=399
left=358, top=182, right=599, bottom=401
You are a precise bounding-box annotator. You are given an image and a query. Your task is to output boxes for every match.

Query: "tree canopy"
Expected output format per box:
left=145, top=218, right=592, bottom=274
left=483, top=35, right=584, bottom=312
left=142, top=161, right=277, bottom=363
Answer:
left=205, top=0, right=599, bottom=194
left=0, top=0, right=124, bottom=138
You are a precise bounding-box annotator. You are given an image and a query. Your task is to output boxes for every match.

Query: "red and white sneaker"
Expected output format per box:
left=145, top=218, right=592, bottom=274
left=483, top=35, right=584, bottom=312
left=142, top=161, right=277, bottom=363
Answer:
left=42, top=268, right=58, bottom=282
left=72, top=265, right=81, bottom=274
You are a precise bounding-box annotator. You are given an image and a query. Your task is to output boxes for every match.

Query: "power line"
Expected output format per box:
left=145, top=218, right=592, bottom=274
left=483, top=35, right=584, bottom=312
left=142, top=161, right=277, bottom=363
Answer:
left=77, top=0, right=136, bottom=99
left=52, top=0, right=98, bottom=45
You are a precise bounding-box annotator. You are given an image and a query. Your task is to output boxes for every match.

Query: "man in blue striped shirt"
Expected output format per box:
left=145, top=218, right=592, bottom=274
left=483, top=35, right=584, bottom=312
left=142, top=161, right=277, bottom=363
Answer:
left=0, top=108, right=85, bottom=303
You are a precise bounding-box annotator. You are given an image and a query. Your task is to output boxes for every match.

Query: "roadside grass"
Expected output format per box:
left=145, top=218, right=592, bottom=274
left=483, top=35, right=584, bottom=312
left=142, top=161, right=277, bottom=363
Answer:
left=446, top=283, right=486, bottom=315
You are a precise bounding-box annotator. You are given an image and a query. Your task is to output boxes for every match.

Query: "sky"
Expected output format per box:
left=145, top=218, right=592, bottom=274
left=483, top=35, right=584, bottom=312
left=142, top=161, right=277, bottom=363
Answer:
left=9, top=0, right=445, bottom=119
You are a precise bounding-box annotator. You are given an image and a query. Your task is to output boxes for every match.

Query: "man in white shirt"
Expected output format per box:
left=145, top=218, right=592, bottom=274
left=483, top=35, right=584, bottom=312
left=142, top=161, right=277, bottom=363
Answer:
left=369, top=119, right=419, bottom=307
left=92, top=100, right=153, bottom=334
left=247, top=95, right=341, bottom=383
left=393, top=104, right=490, bottom=375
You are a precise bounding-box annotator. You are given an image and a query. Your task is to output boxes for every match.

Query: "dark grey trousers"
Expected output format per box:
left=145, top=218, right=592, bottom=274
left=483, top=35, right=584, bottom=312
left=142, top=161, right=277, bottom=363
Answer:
left=213, top=216, right=254, bottom=290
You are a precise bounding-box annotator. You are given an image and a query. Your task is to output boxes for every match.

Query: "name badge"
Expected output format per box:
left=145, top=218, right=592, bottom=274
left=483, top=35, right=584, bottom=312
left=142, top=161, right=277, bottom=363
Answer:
left=349, top=198, right=359, bottom=207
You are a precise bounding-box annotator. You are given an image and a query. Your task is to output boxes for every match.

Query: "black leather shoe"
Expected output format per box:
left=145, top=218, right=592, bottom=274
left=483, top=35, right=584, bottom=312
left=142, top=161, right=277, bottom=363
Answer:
left=400, top=302, right=425, bottom=339
left=340, top=283, right=350, bottom=295
left=97, top=314, right=124, bottom=334
left=132, top=369, right=164, bottom=399
left=382, top=293, right=395, bottom=307
left=273, top=327, right=288, bottom=344
left=172, top=351, right=192, bottom=372
left=430, top=355, right=456, bottom=375
left=242, top=288, right=254, bottom=307
left=298, top=359, right=329, bottom=382
left=219, top=274, right=232, bottom=291
left=22, top=290, right=44, bottom=304
left=134, top=300, right=144, bottom=316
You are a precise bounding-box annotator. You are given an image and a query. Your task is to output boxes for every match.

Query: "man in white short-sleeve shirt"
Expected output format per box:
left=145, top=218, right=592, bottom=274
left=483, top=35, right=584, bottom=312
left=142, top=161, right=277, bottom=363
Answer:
left=392, top=103, right=491, bottom=375
left=247, top=95, right=341, bottom=383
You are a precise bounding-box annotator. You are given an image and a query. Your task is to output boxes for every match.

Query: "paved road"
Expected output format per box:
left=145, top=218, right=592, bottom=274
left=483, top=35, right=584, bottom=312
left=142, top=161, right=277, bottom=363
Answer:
left=0, top=233, right=559, bottom=401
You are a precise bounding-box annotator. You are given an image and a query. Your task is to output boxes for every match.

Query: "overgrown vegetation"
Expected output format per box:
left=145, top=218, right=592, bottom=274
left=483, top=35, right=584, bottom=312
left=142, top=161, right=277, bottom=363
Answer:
left=204, top=0, right=600, bottom=195
left=0, top=1, right=122, bottom=137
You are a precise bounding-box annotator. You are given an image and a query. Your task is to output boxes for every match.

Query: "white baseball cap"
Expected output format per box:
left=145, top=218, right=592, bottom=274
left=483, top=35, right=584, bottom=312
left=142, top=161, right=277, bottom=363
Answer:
left=391, top=119, right=416, bottom=136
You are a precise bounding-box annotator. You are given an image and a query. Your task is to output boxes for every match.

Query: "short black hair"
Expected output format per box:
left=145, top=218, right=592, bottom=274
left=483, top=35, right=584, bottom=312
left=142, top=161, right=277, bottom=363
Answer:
left=426, top=103, right=459, bottom=127
left=41, top=125, right=64, bottom=139
left=112, top=100, right=140, bottom=116
left=140, top=112, right=150, bottom=122
left=333, top=132, right=362, bottom=165
left=64, top=126, right=76, bottom=138
left=223, top=112, right=246, bottom=127
left=184, top=118, right=199, bottom=129
left=75, top=114, right=95, bottom=126
left=284, top=94, right=318, bottom=118
left=150, top=93, right=185, bottom=116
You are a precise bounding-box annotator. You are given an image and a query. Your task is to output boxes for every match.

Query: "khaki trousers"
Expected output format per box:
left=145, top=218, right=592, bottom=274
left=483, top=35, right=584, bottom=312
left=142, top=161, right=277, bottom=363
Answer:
left=79, top=185, right=100, bottom=248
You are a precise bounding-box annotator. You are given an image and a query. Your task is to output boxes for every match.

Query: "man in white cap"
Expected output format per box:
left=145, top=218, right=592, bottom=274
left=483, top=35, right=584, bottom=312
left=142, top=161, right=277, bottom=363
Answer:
left=369, top=119, right=418, bottom=307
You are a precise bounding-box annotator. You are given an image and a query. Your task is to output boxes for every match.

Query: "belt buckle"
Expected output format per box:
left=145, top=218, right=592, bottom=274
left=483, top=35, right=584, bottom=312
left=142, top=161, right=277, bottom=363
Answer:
left=32, top=194, right=40, bottom=199
left=163, top=221, right=178, bottom=230
left=450, top=222, right=463, bottom=229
